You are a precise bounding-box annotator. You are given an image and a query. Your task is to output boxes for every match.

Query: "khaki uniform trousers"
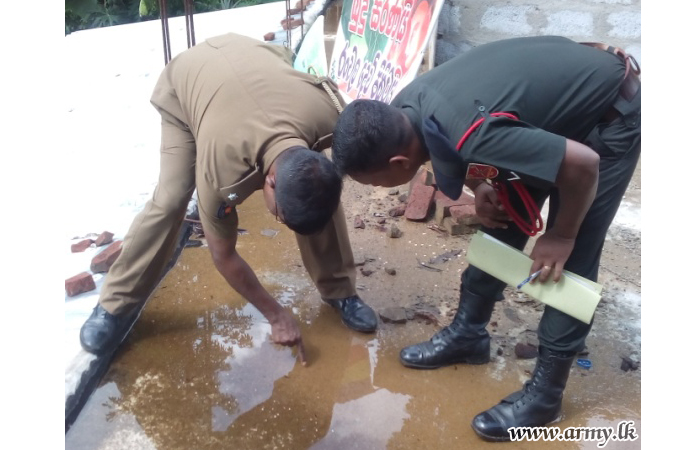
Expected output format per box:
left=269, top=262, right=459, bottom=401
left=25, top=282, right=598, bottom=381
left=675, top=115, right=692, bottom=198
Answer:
left=99, top=120, right=357, bottom=315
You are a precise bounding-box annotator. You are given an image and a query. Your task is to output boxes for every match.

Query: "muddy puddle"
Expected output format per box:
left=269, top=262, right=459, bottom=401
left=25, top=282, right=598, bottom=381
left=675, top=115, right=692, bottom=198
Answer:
left=66, top=187, right=641, bottom=450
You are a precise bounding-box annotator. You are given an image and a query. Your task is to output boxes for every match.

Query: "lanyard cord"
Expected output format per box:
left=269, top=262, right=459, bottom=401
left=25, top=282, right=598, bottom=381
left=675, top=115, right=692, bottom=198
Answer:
left=456, top=112, right=544, bottom=236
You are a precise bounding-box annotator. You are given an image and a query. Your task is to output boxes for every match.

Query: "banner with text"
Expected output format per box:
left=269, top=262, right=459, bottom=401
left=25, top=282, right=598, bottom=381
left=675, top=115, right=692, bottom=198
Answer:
left=328, top=0, right=444, bottom=104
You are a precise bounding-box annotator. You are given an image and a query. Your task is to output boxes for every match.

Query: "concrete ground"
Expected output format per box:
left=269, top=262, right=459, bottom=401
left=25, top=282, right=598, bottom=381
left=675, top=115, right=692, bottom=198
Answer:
left=66, top=159, right=641, bottom=449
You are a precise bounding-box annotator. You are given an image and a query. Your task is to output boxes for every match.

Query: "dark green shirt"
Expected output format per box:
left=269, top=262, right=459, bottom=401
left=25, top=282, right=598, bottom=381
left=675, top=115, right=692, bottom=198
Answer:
left=390, top=36, right=626, bottom=189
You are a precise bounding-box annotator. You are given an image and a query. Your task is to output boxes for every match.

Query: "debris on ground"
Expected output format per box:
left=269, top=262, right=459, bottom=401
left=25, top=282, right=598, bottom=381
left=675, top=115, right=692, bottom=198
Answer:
left=261, top=229, right=279, bottom=237
left=384, top=267, right=397, bottom=275
left=94, top=231, right=114, bottom=247
left=71, top=239, right=94, bottom=253
left=353, top=216, right=365, bottom=229
left=90, top=241, right=123, bottom=273
left=379, top=307, right=410, bottom=324
left=620, top=355, right=640, bottom=372
left=428, top=249, right=462, bottom=264
left=360, top=268, right=374, bottom=277
left=388, top=205, right=406, bottom=217
left=66, top=272, right=96, bottom=297
left=515, top=342, right=538, bottom=359
left=417, top=259, right=442, bottom=272
left=389, top=224, right=403, bottom=238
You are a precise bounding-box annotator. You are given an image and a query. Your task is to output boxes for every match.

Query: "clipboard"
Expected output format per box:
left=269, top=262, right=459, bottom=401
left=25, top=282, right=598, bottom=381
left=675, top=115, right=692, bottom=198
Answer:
left=466, top=231, right=602, bottom=324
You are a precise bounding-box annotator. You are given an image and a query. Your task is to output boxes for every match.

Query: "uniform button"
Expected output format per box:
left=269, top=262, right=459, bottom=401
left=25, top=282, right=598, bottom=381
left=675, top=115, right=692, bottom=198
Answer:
left=478, top=106, right=486, bottom=112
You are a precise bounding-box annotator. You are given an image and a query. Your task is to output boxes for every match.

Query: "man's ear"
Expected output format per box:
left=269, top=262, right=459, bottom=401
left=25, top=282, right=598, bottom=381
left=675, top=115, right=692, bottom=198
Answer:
left=265, top=175, right=276, bottom=188
left=388, top=155, right=412, bottom=169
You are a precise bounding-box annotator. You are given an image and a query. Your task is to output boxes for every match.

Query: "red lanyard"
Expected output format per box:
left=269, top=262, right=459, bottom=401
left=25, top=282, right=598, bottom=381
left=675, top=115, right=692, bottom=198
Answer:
left=456, top=112, right=544, bottom=236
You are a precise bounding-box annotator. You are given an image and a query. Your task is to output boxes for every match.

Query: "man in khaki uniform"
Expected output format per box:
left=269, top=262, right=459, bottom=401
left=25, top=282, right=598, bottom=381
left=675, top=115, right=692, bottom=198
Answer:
left=80, top=33, right=378, bottom=359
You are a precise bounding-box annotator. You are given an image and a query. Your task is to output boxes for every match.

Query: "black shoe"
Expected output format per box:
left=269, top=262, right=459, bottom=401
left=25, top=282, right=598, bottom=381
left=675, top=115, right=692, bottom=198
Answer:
left=400, top=327, right=490, bottom=369
left=471, top=347, right=576, bottom=442
left=79, top=304, right=138, bottom=355
left=400, top=288, right=495, bottom=369
left=324, top=295, right=377, bottom=333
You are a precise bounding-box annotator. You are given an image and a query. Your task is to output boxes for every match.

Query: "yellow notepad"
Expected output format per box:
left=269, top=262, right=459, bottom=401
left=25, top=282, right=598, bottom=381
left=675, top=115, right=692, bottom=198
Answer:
left=466, top=231, right=602, bottom=324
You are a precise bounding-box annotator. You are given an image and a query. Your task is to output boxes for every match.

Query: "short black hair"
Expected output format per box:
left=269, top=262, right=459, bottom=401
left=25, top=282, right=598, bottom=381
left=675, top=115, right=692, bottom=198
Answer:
left=274, top=147, right=342, bottom=235
left=332, top=99, right=410, bottom=176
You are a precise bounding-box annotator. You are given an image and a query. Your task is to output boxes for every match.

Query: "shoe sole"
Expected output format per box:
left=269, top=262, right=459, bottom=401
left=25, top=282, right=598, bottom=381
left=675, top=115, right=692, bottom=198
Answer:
left=470, top=415, right=563, bottom=442
left=400, top=354, right=490, bottom=369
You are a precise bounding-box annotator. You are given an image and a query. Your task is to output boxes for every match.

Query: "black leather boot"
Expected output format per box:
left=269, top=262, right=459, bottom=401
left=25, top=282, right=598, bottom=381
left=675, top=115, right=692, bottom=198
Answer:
left=471, top=346, right=576, bottom=441
left=80, top=304, right=139, bottom=355
left=399, top=288, right=495, bottom=369
left=324, top=295, right=378, bottom=333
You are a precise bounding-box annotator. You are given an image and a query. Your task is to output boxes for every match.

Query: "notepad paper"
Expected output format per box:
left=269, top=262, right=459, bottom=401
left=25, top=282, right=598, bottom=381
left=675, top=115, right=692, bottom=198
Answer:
left=466, top=231, right=602, bottom=324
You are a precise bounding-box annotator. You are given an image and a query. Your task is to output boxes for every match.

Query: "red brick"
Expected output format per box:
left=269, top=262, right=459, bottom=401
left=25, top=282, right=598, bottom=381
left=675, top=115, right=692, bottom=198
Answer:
left=90, top=240, right=123, bottom=273
left=281, top=18, right=304, bottom=30
left=449, top=204, right=480, bottom=226
left=65, top=272, right=96, bottom=297
left=405, top=183, right=436, bottom=221
left=435, top=191, right=475, bottom=224
left=410, top=167, right=435, bottom=189
left=71, top=239, right=94, bottom=253
left=263, top=32, right=275, bottom=41
left=94, top=231, right=114, bottom=247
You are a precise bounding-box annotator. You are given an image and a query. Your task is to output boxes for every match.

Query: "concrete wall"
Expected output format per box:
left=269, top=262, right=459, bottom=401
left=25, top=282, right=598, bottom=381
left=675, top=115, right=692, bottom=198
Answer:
left=435, top=0, right=641, bottom=66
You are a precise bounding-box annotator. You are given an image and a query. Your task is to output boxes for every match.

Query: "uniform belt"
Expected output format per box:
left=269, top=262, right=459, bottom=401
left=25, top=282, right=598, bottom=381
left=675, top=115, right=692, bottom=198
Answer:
left=581, top=42, right=641, bottom=122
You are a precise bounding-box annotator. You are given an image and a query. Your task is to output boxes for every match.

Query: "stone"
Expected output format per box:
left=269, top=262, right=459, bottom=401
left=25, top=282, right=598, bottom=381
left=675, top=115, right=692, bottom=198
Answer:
left=354, top=216, right=366, bottom=229
left=443, top=217, right=477, bottom=236
left=360, top=268, right=374, bottom=277
left=65, top=272, right=96, bottom=297
left=514, top=342, right=538, bottom=359
left=71, top=239, right=94, bottom=253
left=388, top=205, right=406, bottom=217
left=379, top=307, right=409, bottom=324
left=384, top=267, right=397, bottom=276
left=90, top=240, right=123, bottom=273
left=388, top=224, right=403, bottom=238
left=450, top=204, right=480, bottom=225
left=94, top=231, right=114, bottom=247
left=388, top=188, right=400, bottom=195
left=398, top=193, right=408, bottom=203
left=405, top=183, right=436, bottom=221
left=620, top=356, right=639, bottom=372
left=263, top=32, right=275, bottom=41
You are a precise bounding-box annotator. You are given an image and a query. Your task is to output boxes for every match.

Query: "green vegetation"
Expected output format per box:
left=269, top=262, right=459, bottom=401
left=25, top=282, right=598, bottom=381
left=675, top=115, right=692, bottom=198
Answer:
left=65, top=0, right=280, bottom=35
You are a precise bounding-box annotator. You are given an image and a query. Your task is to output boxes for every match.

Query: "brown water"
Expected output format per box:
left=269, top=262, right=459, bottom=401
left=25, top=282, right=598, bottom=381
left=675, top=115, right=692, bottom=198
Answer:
left=66, top=192, right=641, bottom=450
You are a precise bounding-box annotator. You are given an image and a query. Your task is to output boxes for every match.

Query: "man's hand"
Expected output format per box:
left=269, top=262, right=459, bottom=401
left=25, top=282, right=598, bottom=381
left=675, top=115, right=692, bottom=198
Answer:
left=269, top=307, right=307, bottom=366
left=472, top=182, right=511, bottom=229
left=528, top=231, right=575, bottom=283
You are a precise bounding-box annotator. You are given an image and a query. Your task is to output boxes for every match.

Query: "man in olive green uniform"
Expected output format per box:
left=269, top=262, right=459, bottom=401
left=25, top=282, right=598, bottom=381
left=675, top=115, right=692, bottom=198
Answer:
left=332, top=36, right=640, bottom=440
left=80, top=33, right=377, bottom=359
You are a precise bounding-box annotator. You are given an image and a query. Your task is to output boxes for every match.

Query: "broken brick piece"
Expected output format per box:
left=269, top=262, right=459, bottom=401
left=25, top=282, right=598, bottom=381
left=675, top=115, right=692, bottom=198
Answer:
left=388, top=205, right=406, bottom=217
left=263, top=31, right=275, bottom=41
left=281, top=17, right=304, bottom=30
left=71, top=239, right=94, bottom=253
left=405, top=183, right=436, bottom=221
left=90, top=240, right=123, bottom=273
left=435, top=191, right=475, bottom=224
left=65, top=272, right=96, bottom=297
left=449, top=204, right=480, bottom=225
left=353, top=216, right=366, bottom=229
left=515, top=342, right=538, bottom=359
left=94, top=231, right=114, bottom=247
left=443, top=217, right=477, bottom=236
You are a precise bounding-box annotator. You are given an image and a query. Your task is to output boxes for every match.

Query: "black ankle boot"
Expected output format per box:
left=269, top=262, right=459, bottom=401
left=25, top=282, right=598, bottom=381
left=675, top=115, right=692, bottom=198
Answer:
left=471, top=346, right=576, bottom=441
left=399, top=289, right=495, bottom=369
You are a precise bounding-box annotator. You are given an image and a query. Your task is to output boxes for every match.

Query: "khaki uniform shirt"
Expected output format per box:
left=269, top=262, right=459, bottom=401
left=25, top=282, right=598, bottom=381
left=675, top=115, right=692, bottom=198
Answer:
left=150, top=33, right=345, bottom=237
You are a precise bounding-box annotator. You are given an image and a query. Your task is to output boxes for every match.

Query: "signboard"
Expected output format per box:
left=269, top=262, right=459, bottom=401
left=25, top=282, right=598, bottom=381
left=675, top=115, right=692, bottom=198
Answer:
left=328, top=0, right=444, bottom=103
left=293, top=15, right=329, bottom=77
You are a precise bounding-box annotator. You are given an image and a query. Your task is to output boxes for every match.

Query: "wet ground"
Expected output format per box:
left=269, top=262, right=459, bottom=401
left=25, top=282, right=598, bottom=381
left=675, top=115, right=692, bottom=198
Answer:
left=66, top=162, right=641, bottom=450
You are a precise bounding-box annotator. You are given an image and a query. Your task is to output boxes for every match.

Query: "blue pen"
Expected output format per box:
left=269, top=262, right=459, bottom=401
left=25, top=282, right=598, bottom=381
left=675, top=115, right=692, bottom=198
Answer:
left=517, top=269, right=542, bottom=290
